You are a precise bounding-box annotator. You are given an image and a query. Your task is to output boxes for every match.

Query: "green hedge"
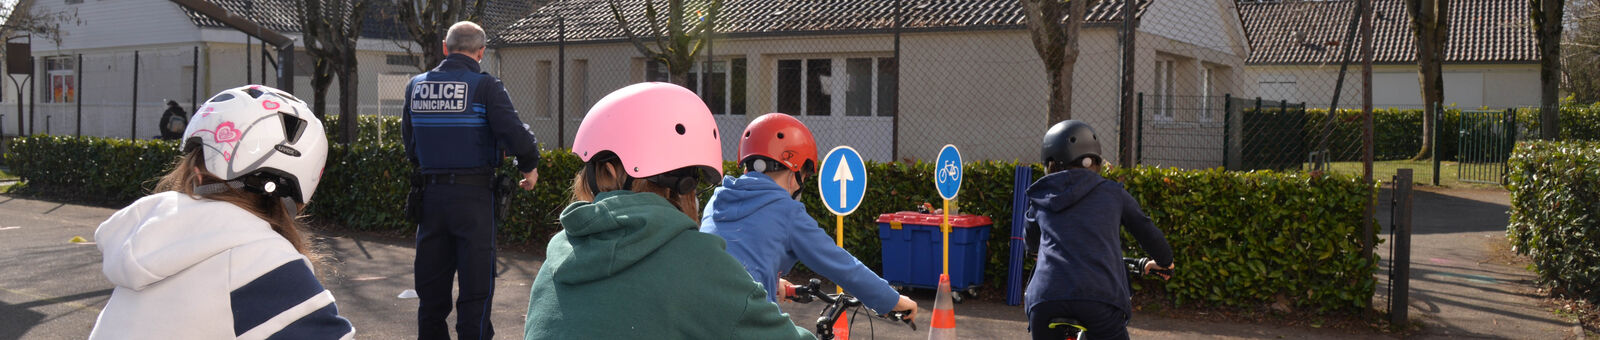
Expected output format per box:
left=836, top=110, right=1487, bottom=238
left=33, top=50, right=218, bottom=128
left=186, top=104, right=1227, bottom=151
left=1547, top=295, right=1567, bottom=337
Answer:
left=1111, top=166, right=1377, bottom=311
left=5, top=115, right=1380, bottom=312
left=4, top=136, right=181, bottom=203
left=1507, top=141, right=1600, bottom=304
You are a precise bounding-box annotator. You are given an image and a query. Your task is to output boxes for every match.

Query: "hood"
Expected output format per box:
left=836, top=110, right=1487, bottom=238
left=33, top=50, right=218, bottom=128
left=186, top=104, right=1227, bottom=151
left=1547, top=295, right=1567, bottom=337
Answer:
left=96, top=192, right=283, bottom=290
left=708, top=172, right=793, bottom=223
left=552, top=190, right=701, bottom=284
left=1026, top=168, right=1109, bottom=213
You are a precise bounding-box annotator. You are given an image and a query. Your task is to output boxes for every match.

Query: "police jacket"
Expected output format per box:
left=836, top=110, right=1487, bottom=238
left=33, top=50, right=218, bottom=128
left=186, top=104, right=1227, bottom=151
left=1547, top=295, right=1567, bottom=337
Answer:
left=403, top=53, right=540, bottom=174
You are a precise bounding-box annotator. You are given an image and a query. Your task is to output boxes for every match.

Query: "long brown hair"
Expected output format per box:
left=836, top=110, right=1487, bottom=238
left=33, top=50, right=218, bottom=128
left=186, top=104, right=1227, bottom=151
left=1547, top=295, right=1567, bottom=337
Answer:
left=571, top=157, right=701, bottom=220
left=155, top=151, right=310, bottom=254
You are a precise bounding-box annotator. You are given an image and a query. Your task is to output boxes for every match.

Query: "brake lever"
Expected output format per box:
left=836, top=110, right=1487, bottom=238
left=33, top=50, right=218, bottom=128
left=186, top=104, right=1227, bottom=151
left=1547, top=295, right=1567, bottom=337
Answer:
left=882, top=310, right=917, bottom=330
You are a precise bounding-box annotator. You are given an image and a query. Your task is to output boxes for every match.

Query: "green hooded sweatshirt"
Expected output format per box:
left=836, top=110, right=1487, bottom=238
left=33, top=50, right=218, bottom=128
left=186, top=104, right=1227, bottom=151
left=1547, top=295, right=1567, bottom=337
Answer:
left=524, top=191, right=815, bottom=340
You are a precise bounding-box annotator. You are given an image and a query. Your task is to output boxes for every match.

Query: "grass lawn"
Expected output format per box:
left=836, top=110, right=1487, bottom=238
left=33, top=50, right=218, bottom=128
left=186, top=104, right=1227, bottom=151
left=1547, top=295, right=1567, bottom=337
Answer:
left=0, top=167, right=14, bottom=180
left=1326, top=160, right=1507, bottom=190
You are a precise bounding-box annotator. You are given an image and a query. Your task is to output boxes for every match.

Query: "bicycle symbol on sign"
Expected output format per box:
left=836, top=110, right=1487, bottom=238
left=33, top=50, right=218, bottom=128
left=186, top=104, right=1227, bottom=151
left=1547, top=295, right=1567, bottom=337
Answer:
left=938, top=160, right=961, bottom=184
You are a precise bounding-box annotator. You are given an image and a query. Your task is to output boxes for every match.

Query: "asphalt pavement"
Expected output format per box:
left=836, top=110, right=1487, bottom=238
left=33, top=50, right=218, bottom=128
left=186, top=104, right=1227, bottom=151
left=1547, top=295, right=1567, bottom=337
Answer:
left=0, top=189, right=1584, bottom=339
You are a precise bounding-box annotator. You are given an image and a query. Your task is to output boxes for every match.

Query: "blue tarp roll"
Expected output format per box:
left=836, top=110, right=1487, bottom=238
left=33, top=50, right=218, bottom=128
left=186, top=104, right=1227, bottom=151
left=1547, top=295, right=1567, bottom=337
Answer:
left=1006, top=165, right=1033, bottom=306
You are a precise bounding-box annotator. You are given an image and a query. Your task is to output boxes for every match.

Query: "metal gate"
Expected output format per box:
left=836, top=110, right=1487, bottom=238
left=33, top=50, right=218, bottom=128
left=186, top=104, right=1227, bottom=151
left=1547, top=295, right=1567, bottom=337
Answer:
left=1456, top=109, right=1516, bottom=184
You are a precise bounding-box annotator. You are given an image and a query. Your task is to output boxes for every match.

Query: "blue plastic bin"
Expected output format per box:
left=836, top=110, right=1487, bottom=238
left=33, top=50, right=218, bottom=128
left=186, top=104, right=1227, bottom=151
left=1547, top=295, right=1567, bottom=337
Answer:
left=876, top=212, right=991, bottom=291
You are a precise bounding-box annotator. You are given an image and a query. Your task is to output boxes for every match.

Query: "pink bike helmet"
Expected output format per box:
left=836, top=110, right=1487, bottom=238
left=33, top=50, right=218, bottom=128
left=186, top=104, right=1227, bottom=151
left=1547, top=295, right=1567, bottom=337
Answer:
left=572, top=82, right=723, bottom=194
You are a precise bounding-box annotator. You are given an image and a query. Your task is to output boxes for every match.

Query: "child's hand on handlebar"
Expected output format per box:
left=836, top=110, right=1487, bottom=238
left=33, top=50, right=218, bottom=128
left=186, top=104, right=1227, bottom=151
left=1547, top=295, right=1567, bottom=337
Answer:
left=776, top=278, right=793, bottom=302
left=889, top=295, right=918, bottom=321
left=1144, top=261, right=1174, bottom=280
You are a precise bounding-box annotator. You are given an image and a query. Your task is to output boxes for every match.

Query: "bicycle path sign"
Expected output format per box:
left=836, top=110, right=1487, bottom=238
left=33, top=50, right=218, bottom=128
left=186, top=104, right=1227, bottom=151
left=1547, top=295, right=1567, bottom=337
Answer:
left=935, top=144, right=962, bottom=200
left=818, top=146, right=868, bottom=215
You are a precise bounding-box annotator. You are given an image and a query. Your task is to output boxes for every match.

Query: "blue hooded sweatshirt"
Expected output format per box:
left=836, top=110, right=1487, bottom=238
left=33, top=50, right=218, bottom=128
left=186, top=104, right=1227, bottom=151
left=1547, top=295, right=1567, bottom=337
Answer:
left=1024, top=168, right=1174, bottom=317
left=700, top=172, right=901, bottom=313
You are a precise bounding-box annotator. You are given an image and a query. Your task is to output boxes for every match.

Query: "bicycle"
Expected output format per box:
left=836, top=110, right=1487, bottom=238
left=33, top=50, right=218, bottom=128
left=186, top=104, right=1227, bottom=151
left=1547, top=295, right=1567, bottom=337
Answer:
left=1044, top=257, right=1172, bottom=340
left=783, top=278, right=916, bottom=340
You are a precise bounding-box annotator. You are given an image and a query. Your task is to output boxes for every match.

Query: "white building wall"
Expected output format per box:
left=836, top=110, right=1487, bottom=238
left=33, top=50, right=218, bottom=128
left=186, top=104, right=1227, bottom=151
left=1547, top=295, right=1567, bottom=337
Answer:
left=23, top=0, right=203, bottom=51
left=1248, top=63, right=1539, bottom=110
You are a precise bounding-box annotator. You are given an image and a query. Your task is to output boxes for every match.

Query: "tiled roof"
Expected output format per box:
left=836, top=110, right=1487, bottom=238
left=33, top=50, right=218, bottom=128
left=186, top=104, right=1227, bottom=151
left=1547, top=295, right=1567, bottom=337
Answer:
left=497, top=0, right=1151, bottom=45
left=181, top=0, right=538, bottom=41
left=1239, top=0, right=1537, bottom=64
left=182, top=0, right=301, bottom=34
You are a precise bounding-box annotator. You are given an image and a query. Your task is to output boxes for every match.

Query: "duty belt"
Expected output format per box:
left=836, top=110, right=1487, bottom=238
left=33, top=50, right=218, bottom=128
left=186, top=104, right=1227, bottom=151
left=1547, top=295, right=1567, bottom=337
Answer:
left=423, top=173, right=494, bottom=187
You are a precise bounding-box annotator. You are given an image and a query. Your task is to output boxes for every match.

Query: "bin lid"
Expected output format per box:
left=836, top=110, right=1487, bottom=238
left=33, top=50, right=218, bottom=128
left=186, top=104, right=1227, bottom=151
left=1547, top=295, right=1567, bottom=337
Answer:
left=875, top=211, right=992, bottom=228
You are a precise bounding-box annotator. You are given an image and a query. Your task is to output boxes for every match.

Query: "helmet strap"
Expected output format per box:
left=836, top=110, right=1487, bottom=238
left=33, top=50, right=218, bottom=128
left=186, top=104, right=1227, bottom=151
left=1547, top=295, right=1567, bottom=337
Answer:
left=194, top=180, right=245, bottom=196
left=196, top=180, right=300, bottom=216
left=281, top=197, right=299, bottom=218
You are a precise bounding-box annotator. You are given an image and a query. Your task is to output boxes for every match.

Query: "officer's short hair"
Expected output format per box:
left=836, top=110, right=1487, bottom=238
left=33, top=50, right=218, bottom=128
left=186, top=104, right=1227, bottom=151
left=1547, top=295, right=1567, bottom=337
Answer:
left=445, top=21, right=486, bottom=53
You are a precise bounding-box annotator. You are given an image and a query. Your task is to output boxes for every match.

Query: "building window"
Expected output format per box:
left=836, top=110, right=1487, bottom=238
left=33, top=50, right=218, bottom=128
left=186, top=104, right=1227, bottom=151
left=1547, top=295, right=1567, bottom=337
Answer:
left=572, top=59, right=588, bottom=109
left=386, top=54, right=420, bottom=67
left=776, top=56, right=896, bottom=117
left=43, top=56, right=74, bottom=103
left=536, top=60, right=552, bottom=117
left=1152, top=58, right=1175, bottom=120
left=648, top=58, right=748, bottom=115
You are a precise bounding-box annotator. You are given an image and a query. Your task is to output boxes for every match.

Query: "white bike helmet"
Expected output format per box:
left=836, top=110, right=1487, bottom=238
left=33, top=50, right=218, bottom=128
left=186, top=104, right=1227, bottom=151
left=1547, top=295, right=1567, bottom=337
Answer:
left=181, top=85, right=327, bottom=211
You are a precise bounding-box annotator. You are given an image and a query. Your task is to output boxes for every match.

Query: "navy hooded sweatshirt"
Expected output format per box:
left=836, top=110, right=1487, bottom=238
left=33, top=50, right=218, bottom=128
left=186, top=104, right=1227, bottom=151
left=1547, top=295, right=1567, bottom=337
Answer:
left=1024, top=168, right=1174, bottom=317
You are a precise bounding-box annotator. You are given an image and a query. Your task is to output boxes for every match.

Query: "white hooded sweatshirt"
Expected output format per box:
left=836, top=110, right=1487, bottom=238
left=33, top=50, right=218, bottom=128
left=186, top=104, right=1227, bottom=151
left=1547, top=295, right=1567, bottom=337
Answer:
left=90, top=191, right=354, bottom=340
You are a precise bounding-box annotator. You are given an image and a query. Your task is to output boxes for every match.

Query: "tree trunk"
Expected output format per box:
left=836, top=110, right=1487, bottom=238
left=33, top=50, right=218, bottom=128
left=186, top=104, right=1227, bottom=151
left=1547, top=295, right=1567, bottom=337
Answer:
left=1048, top=55, right=1075, bottom=124
left=336, top=53, right=360, bottom=144
left=311, top=58, right=333, bottom=121
left=1408, top=0, right=1447, bottom=161
left=1020, top=0, right=1086, bottom=124
left=669, top=67, right=691, bottom=88
left=1533, top=0, right=1564, bottom=140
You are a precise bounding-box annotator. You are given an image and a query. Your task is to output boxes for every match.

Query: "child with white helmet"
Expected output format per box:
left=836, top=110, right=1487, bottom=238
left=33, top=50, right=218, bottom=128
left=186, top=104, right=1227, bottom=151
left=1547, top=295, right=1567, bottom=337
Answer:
left=522, top=83, right=813, bottom=339
left=90, top=85, right=354, bottom=339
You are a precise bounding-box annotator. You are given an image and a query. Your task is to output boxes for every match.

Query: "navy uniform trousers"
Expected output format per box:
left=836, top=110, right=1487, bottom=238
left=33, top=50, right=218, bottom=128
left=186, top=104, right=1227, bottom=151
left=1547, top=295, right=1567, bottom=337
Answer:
left=416, top=181, right=497, bottom=340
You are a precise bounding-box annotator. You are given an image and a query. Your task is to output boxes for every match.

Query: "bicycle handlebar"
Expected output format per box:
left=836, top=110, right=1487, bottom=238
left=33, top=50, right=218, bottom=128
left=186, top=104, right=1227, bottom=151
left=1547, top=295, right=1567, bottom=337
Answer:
left=1123, top=257, right=1174, bottom=278
left=785, top=279, right=916, bottom=332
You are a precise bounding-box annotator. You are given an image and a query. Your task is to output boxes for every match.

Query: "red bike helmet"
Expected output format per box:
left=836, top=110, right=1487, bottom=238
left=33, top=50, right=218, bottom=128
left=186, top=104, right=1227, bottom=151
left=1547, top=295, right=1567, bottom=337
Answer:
left=738, top=113, right=818, bottom=175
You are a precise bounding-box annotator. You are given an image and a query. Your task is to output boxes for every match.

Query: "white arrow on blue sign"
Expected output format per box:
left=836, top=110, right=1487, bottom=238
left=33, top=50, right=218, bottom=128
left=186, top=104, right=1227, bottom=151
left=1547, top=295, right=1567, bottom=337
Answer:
left=934, top=144, right=963, bottom=200
left=817, top=146, right=868, bottom=216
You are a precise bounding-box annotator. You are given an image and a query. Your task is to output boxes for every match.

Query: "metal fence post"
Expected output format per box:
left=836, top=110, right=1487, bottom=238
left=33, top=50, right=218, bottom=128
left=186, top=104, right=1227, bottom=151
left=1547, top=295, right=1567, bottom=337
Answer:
left=1223, top=94, right=1232, bottom=170
left=1503, top=108, right=1515, bottom=185
left=557, top=15, right=566, bottom=149
left=76, top=53, right=82, bottom=136
left=193, top=46, right=200, bottom=112
left=1390, top=168, right=1414, bottom=327
left=1432, top=104, right=1441, bottom=186
left=1135, top=92, right=1144, bottom=165
left=132, top=51, right=140, bottom=139
left=28, top=56, right=34, bottom=135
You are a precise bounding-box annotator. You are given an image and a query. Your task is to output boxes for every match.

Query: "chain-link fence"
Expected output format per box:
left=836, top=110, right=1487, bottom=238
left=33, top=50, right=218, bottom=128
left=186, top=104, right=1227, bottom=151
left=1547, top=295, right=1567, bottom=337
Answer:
left=490, top=0, right=1385, bottom=178
left=0, top=43, right=304, bottom=140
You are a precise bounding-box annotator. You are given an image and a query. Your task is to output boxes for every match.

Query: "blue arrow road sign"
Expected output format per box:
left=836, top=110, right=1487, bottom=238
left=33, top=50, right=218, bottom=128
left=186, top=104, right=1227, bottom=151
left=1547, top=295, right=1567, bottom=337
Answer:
left=818, top=146, right=868, bottom=215
left=935, top=144, right=963, bottom=200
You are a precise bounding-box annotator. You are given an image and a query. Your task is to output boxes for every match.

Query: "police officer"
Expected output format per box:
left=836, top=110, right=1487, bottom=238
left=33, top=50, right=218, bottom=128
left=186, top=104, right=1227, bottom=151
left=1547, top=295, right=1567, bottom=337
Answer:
left=402, top=21, right=540, bottom=340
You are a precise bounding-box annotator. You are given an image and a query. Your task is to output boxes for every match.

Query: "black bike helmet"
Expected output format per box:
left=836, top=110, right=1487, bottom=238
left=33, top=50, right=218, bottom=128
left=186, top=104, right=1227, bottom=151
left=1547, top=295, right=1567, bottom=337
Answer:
left=1041, top=120, right=1102, bottom=168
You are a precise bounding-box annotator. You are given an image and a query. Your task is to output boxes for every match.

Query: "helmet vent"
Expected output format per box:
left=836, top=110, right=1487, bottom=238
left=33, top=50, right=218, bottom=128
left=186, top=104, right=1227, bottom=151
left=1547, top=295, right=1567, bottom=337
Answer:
left=777, top=132, right=785, bottom=139
left=208, top=93, right=235, bottom=103
left=280, top=112, right=307, bottom=143
left=675, top=123, right=686, bottom=135
left=1070, top=137, right=1077, bottom=143
left=246, top=88, right=265, bottom=98
left=744, top=131, right=751, bottom=138
left=712, top=128, right=717, bottom=139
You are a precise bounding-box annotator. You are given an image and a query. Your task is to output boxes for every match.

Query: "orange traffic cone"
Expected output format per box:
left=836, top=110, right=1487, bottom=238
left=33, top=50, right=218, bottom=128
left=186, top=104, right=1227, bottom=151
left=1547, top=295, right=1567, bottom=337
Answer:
left=834, top=309, right=852, bottom=340
left=928, top=274, right=956, bottom=340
